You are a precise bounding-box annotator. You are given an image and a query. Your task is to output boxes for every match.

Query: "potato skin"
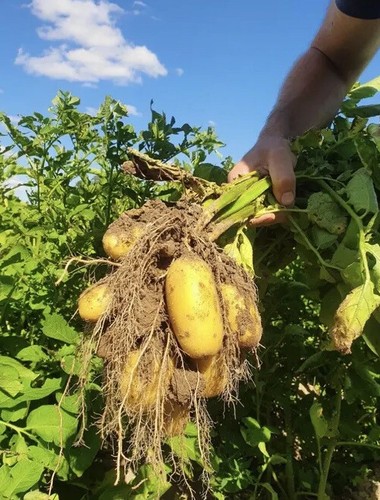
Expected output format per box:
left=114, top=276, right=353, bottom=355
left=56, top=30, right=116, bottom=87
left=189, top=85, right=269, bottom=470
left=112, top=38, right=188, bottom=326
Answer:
left=165, top=255, right=224, bottom=358
left=78, top=283, right=111, bottom=322
left=119, top=350, right=173, bottom=412
left=102, top=225, right=143, bottom=260
left=194, top=354, right=228, bottom=398
left=163, top=400, right=189, bottom=437
left=221, top=283, right=262, bottom=348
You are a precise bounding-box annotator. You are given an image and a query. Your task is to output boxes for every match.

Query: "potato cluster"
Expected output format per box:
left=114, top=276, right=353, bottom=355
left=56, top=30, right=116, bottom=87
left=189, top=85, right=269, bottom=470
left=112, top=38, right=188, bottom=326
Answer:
left=78, top=214, right=262, bottom=437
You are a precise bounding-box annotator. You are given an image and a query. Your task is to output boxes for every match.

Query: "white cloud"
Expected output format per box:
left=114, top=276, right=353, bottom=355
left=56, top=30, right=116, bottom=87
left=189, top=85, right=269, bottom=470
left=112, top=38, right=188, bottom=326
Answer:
left=126, top=104, right=141, bottom=116
left=85, top=103, right=140, bottom=116
left=85, top=106, right=99, bottom=116
left=16, top=0, right=167, bottom=85
left=175, top=67, right=184, bottom=77
left=208, top=120, right=216, bottom=127
left=133, top=1, right=146, bottom=7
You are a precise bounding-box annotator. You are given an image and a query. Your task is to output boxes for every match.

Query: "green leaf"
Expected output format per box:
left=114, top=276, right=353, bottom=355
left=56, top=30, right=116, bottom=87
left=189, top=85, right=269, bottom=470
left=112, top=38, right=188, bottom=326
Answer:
left=27, top=405, right=77, bottom=446
left=0, top=356, right=37, bottom=383
left=309, top=401, right=328, bottom=438
left=0, top=366, right=23, bottom=397
left=1, top=401, right=28, bottom=422
left=307, top=192, right=347, bottom=234
left=24, top=491, right=59, bottom=500
left=17, top=345, right=49, bottom=364
left=348, top=76, right=380, bottom=99
left=344, top=104, right=380, bottom=118
left=260, top=482, right=279, bottom=500
left=27, top=444, right=70, bottom=479
left=240, top=417, right=271, bottom=448
left=346, top=169, right=378, bottom=216
left=363, top=317, right=380, bottom=357
left=1, top=459, right=43, bottom=498
left=68, top=426, right=101, bottom=477
left=42, top=313, right=79, bottom=345
left=193, top=163, right=227, bottom=184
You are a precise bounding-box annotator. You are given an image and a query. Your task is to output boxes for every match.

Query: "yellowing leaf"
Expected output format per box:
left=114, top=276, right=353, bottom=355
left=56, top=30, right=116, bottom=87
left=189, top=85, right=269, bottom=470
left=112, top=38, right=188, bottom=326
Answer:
left=330, top=283, right=380, bottom=354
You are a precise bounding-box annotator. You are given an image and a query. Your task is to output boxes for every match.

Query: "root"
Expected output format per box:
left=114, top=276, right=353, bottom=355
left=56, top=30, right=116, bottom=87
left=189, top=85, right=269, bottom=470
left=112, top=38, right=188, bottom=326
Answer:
left=55, top=256, right=121, bottom=286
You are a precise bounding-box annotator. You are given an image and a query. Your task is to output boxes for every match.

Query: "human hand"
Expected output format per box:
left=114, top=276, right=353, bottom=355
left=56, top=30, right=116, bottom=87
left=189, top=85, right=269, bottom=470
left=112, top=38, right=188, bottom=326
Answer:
left=228, top=135, right=297, bottom=225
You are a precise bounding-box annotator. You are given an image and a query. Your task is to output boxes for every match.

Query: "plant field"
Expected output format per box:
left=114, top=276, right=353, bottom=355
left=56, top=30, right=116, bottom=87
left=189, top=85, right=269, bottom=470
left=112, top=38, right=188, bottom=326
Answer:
left=1, top=83, right=380, bottom=499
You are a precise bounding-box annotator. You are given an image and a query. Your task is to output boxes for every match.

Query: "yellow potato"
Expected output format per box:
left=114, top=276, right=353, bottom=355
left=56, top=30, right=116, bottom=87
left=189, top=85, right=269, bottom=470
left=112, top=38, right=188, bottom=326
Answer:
left=102, top=225, right=144, bottom=260
left=221, top=283, right=262, bottom=348
left=194, top=354, right=228, bottom=398
left=78, top=283, right=111, bottom=322
left=119, top=350, right=173, bottom=412
left=165, top=254, right=224, bottom=358
left=163, top=400, right=189, bottom=437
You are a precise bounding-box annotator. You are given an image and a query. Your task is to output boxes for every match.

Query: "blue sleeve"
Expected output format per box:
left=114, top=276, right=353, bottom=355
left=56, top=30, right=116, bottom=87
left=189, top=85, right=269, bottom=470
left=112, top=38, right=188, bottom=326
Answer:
left=336, top=0, right=380, bottom=19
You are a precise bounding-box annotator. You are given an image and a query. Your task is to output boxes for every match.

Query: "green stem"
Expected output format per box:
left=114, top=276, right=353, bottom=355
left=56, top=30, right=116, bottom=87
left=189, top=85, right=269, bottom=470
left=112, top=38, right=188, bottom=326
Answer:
left=284, top=403, right=296, bottom=500
left=335, top=441, right=380, bottom=451
left=288, top=215, right=342, bottom=271
left=0, top=420, right=39, bottom=443
left=317, top=389, right=342, bottom=500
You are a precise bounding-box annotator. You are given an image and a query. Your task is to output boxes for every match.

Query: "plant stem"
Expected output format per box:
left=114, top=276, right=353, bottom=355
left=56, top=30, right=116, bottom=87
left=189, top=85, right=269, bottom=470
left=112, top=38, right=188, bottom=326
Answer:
left=284, top=403, right=296, bottom=500
left=288, top=215, right=342, bottom=271
left=0, top=420, right=39, bottom=443
left=316, top=389, right=342, bottom=500
left=335, top=441, right=380, bottom=451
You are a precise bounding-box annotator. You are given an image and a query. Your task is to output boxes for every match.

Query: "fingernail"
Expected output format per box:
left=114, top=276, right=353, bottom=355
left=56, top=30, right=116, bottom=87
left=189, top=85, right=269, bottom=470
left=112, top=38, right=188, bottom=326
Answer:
left=281, top=191, right=294, bottom=206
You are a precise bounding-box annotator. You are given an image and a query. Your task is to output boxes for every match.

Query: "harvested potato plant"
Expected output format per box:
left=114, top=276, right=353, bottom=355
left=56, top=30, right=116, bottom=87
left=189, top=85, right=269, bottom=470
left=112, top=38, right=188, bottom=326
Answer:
left=78, top=183, right=262, bottom=490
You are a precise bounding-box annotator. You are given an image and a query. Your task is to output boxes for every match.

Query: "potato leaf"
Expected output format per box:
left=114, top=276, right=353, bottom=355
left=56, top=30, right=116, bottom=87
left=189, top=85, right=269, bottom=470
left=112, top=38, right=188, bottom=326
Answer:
left=330, top=282, right=380, bottom=354
left=27, top=405, right=78, bottom=446
left=307, top=192, right=347, bottom=235
left=346, top=169, right=378, bottom=216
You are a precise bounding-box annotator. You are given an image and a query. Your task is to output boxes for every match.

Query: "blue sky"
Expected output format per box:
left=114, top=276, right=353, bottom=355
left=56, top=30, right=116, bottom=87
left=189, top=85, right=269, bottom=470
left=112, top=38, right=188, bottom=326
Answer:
left=2, top=0, right=380, bottom=162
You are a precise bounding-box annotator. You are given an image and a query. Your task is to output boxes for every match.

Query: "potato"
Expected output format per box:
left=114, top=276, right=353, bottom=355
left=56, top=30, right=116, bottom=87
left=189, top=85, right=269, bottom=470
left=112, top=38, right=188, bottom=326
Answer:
left=194, top=354, right=228, bottom=398
left=119, top=350, right=173, bottom=412
left=165, top=254, right=224, bottom=358
left=163, top=400, right=189, bottom=437
left=102, top=225, right=144, bottom=260
left=221, top=283, right=262, bottom=348
left=78, top=283, right=111, bottom=322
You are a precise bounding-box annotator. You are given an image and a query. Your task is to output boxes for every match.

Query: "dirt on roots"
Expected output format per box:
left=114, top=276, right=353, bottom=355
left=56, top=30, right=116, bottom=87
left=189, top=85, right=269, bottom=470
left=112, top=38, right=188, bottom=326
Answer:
left=79, top=199, right=261, bottom=491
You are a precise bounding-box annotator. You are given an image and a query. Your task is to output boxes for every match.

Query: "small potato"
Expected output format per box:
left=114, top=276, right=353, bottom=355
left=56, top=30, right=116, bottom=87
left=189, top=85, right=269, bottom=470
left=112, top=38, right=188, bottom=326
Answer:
left=163, top=400, right=189, bottom=437
left=165, top=254, right=224, bottom=358
left=78, top=283, right=111, bottom=322
left=119, top=350, right=173, bottom=412
left=102, top=225, right=144, bottom=260
left=194, top=354, right=228, bottom=398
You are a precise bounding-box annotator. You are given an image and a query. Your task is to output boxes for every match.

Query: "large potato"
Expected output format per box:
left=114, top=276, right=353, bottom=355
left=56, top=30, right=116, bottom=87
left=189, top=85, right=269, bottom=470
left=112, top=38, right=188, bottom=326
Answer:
left=78, top=283, right=111, bottom=322
left=221, top=283, right=262, bottom=348
left=165, top=254, right=224, bottom=358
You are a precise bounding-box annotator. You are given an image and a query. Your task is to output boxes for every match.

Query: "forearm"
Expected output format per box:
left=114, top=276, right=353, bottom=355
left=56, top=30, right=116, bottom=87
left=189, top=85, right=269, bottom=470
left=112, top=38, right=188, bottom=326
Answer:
left=261, top=47, right=350, bottom=140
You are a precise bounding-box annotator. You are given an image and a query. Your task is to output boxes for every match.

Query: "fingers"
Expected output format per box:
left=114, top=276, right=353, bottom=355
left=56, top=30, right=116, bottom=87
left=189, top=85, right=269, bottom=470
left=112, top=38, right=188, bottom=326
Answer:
left=267, top=147, right=297, bottom=206
left=227, top=158, right=252, bottom=182
left=250, top=211, right=288, bottom=227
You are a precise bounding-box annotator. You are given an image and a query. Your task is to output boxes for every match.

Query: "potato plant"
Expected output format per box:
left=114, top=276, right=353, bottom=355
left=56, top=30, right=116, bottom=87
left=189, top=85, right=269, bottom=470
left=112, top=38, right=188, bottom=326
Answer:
left=1, top=83, right=380, bottom=499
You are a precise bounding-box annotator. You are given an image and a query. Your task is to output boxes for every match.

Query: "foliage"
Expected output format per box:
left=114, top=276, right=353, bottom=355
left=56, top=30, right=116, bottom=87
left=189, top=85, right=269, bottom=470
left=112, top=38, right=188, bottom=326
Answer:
left=1, top=83, right=380, bottom=499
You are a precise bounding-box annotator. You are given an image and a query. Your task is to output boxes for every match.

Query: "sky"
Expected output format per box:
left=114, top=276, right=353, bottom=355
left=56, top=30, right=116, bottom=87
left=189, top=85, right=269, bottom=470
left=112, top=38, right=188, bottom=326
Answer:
left=1, top=0, right=380, bottom=163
